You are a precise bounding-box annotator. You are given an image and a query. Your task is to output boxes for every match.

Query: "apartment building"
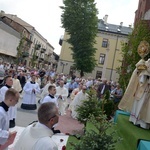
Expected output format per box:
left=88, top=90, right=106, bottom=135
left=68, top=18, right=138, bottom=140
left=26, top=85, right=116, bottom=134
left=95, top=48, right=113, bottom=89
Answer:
left=57, top=15, right=132, bottom=81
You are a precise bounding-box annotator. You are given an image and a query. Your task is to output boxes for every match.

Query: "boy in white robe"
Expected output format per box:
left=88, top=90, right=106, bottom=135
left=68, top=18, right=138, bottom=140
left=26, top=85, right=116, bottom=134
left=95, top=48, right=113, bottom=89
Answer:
left=42, top=85, right=58, bottom=107
left=0, top=89, right=19, bottom=147
left=39, top=78, right=56, bottom=103
left=21, top=74, right=41, bottom=110
left=0, top=76, right=17, bottom=128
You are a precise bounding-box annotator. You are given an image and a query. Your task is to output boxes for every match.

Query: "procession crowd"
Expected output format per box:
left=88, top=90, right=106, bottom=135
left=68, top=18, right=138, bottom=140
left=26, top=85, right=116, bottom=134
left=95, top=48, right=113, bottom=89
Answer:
left=0, top=62, right=123, bottom=149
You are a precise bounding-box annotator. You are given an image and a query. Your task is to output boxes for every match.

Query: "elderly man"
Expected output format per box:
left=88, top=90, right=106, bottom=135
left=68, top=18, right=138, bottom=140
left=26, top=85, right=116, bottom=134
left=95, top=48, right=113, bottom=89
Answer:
left=97, top=78, right=110, bottom=100
left=14, top=102, right=59, bottom=150
left=55, top=80, right=68, bottom=115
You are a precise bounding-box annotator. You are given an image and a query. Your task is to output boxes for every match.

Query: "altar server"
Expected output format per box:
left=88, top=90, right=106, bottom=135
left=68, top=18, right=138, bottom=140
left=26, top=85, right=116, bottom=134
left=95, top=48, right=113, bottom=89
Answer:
left=21, top=74, right=40, bottom=110
left=0, top=76, right=17, bottom=128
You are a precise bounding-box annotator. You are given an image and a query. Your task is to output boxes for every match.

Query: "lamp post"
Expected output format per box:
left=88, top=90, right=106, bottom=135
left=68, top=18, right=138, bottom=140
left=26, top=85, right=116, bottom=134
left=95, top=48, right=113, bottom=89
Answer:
left=110, top=35, right=119, bottom=80
left=102, top=40, right=110, bottom=79
left=61, top=62, right=68, bottom=73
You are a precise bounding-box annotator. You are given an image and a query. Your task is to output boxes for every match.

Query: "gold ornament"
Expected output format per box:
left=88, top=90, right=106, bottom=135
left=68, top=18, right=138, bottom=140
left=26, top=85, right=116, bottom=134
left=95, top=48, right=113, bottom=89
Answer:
left=137, top=40, right=150, bottom=59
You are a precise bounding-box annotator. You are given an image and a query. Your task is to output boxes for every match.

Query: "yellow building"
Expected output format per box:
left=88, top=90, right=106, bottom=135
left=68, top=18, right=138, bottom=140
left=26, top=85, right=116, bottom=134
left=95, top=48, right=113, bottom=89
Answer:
left=57, top=16, right=132, bottom=81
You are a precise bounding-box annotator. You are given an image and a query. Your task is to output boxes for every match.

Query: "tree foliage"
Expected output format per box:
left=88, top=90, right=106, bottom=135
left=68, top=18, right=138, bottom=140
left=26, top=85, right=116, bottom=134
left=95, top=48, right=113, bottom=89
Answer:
left=117, top=21, right=150, bottom=91
left=76, top=89, right=101, bottom=125
left=60, top=0, right=98, bottom=77
left=16, top=36, right=26, bottom=65
left=73, top=115, right=117, bottom=150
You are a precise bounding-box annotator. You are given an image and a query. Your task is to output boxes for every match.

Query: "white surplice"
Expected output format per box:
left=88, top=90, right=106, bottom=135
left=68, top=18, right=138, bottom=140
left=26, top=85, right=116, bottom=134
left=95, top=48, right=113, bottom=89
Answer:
left=0, top=86, right=17, bottom=120
left=22, top=81, right=41, bottom=105
left=42, top=95, right=58, bottom=108
left=40, top=82, right=56, bottom=103
left=55, top=86, right=68, bottom=115
left=0, top=106, right=9, bottom=145
left=71, top=90, right=88, bottom=119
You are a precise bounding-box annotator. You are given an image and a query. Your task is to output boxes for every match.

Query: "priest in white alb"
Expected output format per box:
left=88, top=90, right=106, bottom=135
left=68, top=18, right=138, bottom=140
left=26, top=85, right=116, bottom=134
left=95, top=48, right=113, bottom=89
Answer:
left=55, top=80, right=68, bottom=115
left=71, top=85, right=88, bottom=119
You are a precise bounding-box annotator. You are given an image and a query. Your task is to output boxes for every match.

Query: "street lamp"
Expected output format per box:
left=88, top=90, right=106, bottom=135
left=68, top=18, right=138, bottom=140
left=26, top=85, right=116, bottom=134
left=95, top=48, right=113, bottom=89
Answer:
left=110, top=35, right=119, bottom=80
left=61, top=62, right=68, bottom=73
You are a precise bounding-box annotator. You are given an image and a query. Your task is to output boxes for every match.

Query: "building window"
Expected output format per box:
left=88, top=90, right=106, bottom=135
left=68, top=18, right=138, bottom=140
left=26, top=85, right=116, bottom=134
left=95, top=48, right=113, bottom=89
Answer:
left=34, top=38, right=36, bottom=44
left=96, top=71, right=102, bottom=79
left=102, top=38, right=108, bottom=48
left=99, top=53, right=105, bottom=64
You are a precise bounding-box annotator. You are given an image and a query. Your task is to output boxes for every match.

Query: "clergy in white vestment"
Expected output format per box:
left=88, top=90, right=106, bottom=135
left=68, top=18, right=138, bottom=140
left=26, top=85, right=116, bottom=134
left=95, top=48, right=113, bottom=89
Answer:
left=14, top=102, right=58, bottom=150
left=40, top=78, right=56, bottom=103
left=0, top=76, right=17, bottom=128
left=71, top=85, right=88, bottom=119
left=55, top=80, right=68, bottom=115
left=0, top=89, right=19, bottom=147
left=12, top=74, right=22, bottom=93
left=21, top=74, right=41, bottom=110
left=129, top=59, right=150, bottom=129
left=42, top=85, right=58, bottom=107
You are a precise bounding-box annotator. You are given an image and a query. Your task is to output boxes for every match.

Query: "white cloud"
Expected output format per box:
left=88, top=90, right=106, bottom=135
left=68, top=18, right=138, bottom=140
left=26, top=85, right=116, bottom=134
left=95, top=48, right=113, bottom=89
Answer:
left=0, top=0, right=139, bottom=54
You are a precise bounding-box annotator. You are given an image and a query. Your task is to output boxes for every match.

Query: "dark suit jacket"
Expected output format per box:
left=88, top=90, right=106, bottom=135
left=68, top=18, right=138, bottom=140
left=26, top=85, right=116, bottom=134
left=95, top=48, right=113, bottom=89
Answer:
left=17, top=76, right=26, bottom=88
left=97, top=83, right=110, bottom=98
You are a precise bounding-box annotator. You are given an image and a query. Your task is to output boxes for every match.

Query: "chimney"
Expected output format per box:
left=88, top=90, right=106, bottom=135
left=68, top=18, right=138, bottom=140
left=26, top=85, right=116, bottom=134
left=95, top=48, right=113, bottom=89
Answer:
left=103, top=14, right=108, bottom=24
left=129, top=24, right=132, bottom=28
left=11, top=15, right=17, bottom=20
left=120, top=22, right=123, bottom=27
left=0, top=10, right=5, bottom=17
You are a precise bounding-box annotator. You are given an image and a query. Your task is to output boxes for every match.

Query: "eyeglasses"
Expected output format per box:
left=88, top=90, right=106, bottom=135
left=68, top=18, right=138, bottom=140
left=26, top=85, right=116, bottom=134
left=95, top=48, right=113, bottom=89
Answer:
left=48, top=114, right=57, bottom=121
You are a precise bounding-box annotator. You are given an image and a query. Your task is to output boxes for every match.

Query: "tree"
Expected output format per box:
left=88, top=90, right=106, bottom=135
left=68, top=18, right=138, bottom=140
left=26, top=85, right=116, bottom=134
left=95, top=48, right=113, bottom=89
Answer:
left=60, top=0, right=98, bottom=77
left=117, top=20, right=150, bottom=91
left=16, top=36, right=26, bottom=65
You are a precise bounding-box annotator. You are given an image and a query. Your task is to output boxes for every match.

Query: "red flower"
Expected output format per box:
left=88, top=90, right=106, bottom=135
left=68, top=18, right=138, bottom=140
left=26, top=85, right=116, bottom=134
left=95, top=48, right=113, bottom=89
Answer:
left=62, top=145, right=66, bottom=150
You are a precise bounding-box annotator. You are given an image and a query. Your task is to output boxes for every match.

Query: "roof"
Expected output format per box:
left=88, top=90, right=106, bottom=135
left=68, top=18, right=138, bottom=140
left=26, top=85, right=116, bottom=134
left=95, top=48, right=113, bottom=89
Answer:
left=1, top=14, right=34, bottom=33
left=98, top=19, right=133, bottom=35
left=0, top=19, right=20, bottom=38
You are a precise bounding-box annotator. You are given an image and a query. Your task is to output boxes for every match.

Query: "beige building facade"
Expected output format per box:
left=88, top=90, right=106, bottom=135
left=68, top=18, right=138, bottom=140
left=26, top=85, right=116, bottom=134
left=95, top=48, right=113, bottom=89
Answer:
left=57, top=17, right=132, bottom=81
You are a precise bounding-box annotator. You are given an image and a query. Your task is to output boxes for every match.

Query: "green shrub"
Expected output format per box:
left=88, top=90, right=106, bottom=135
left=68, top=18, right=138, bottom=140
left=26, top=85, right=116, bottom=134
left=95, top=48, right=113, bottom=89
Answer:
left=76, top=89, right=101, bottom=126
left=73, top=115, right=118, bottom=150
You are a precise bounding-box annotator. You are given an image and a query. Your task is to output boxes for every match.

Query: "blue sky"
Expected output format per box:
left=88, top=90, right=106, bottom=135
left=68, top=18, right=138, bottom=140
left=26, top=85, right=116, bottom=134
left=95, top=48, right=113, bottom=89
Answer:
left=0, top=0, right=138, bottom=54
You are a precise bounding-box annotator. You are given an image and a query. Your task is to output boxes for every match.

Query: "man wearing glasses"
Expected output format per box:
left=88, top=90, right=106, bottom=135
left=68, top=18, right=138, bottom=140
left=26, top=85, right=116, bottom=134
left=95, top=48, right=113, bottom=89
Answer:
left=14, top=102, right=59, bottom=150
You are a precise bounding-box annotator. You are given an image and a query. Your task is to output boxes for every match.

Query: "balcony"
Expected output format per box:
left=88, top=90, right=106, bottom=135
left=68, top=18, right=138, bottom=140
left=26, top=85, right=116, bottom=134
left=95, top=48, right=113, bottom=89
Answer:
left=22, top=51, right=29, bottom=57
left=39, top=57, right=44, bottom=61
left=35, top=44, right=41, bottom=50
left=41, top=48, right=46, bottom=53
